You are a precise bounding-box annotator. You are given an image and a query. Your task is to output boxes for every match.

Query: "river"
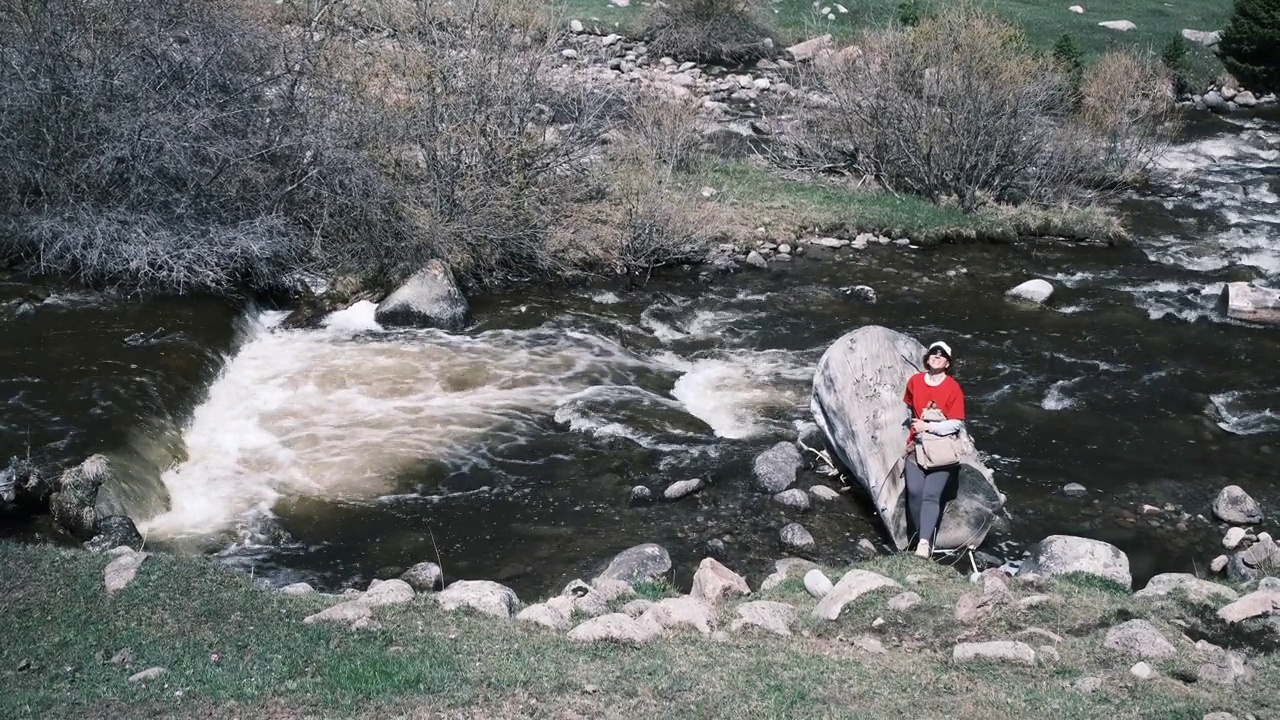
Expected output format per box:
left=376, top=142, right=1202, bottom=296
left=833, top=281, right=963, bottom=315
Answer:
left=2, top=108, right=1278, bottom=597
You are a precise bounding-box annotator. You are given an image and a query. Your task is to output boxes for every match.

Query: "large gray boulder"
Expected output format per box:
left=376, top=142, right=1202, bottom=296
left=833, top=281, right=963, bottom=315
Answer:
left=436, top=580, right=520, bottom=617
left=400, top=561, right=443, bottom=592
left=374, top=259, right=469, bottom=331
left=1104, top=620, right=1177, bottom=659
left=753, top=442, right=803, bottom=493
left=1135, top=573, right=1237, bottom=605
left=85, top=515, right=144, bottom=553
left=1213, top=485, right=1264, bottom=524
left=1017, top=535, right=1132, bottom=589
left=50, top=455, right=113, bottom=539
left=1219, top=282, right=1280, bottom=325
left=593, top=543, right=672, bottom=585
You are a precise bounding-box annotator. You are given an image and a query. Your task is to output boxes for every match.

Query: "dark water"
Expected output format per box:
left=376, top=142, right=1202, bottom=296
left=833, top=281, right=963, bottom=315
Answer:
left=2, top=110, right=1278, bottom=597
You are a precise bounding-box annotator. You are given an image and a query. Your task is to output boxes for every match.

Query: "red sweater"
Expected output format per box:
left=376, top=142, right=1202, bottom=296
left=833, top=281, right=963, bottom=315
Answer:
left=903, top=372, right=965, bottom=446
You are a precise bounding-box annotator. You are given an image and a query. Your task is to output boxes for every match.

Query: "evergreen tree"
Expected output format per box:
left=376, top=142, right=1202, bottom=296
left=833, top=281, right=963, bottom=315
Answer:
left=1219, top=0, right=1280, bottom=93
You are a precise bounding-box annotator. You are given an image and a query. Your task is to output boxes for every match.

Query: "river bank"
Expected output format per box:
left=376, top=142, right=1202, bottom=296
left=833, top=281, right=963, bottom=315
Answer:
left=2, top=537, right=1276, bottom=719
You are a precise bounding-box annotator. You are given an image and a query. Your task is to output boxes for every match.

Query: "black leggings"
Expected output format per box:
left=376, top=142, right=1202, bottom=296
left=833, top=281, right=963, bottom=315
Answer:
left=904, top=455, right=957, bottom=545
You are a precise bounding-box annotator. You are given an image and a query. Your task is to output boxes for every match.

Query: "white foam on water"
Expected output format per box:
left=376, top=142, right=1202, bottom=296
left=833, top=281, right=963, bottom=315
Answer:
left=1041, top=378, right=1083, bottom=411
left=1211, top=391, right=1280, bottom=435
left=660, top=350, right=813, bottom=439
left=589, top=291, right=623, bottom=304
left=140, top=312, right=657, bottom=539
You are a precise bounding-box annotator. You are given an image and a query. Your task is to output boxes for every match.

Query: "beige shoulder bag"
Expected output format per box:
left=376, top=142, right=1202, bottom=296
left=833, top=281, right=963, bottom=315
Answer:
left=915, top=406, right=967, bottom=470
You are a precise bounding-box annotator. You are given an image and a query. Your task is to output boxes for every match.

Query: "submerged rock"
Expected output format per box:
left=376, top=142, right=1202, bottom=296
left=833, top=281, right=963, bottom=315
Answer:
left=1006, top=279, right=1054, bottom=305
left=753, top=442, right=802, bottom=493
left=779, top=522, right=815, bottom=550
left=85, top=515, right=143, bottom=553
left=594, top=543, right=672, bottom=585
left=374, top=259, right=469, bottom=331
left=1213, top=485, right=1264, bottom=524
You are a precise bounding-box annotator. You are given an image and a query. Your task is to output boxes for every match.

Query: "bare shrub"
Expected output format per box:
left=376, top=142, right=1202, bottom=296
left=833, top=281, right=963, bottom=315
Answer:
left=1078, top=50, right=1178, bottom=181
left=643, top=0, right=778, bottom=65
left=789, top=3, right=1175, bottom=211
left=615, top=91, right=707, bottom=173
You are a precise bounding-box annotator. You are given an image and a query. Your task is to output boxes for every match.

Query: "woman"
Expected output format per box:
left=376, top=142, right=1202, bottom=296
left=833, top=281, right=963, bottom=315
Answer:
left=902, top=340, right=965, bottom=558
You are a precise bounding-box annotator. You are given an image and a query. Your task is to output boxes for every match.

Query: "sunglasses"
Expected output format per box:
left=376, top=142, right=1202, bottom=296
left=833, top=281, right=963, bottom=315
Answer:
left=927, top=350, right=950, bottom=359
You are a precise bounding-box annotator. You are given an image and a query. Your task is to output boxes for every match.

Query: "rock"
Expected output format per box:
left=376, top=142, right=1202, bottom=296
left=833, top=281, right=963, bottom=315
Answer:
left=1203, top=714, right=1239, bottom=720
left=1216, top=590, right=1280, bottom=623
left=786, top=34, right=834, bottom=62
left=1068, top=4, right=1084, bottom=12
left=1016, top=535, right=1131, bottom=589
left=809, top=485, right=841, bottom=501
left=436, top=580, right=520, bottom=618
left=400, top=562, right=443, bottom=592
left=516, top=602, right=571, bottom=630
left=780, top=522, right=815, bottom=550
left=754, top=441, right=802, bottom=493
left=729, top=601, right=798, bottom=636
left=663, top=477, right=705, bottom=501
left=1063, top=483, right=1088, bottom=497
left=1224, top=526, right=1247, bottom=550
left=640, top=596, right=716, bottom=634
left=591, top=578, right=634, bottom=604
left=1104, top=619, right=1177, bottom=659
left=1198, top=647, right=1254, bottom=686
left=1211, top=555, right=1229, bottom=573
left=842, top=285, right=877, bottom=304
left=1130, top=661, right=1156, bottom=680
left=745, top=251, right=768, bottom=269
left=50, top=454, right=112, bottom=539
left=1213, top=485, right=1264, bottom=524
left=1072, top=676, right=1102, bottom=694
left=807, top=236, right=849, bottom=249
left=1181, top=29, right=1221, bottom=48
left=954, top=569, right=1012, bottom=625
left=952, top=641, right=1036, bottom=665
left=629, top=485, right=653, bottom=505
left=854, top=636, right=886, bottom=654
left=1098, top=20, right=1136, bottom=31
left=1006, top=279, right=1054, bottom=304
left=691, top=558, right=750, bottom=606
left=772, top=488, right=810, bottom=511
left=804, top=569, right=833, bottom=598
left=128, top=667, right=166, bottom=683
left=1235, top=91, right=1258, bottom=108
left=561, top=579, right=610, bottom=617
left=569, top=613, right=663, bottom=645
left=85, top=515, right=143, bottom=553
left=854, top=538, right=879, bottom=559
left=1203, top=91, right=1230, bottom=113
left=569, top=19, right=584, bottom=33
left=759, top=558, right=816, bottom=591
left=110, top=648, right=135, bottom=665
left=621, top=599, right=653, bottom=617
left=1017, top=628, right=1065, bottom=645
left=812, top=570, right=901, bottom=621
left=560, top=49, right=578, bottom=60
left=361, top=579, right=415, bottom=607
left=374, top=259, right=469, bottom=331
left=103, top=550, right=149, bottom=596
left=280, top=582, right=316, bottom=596
left=303, top=600, right=372, bottom=625
left=1135, top=573, right=1238, bottom=604
left=888, top=591, right=921, bottom=613
left=594, top=543, right=672, bottom=585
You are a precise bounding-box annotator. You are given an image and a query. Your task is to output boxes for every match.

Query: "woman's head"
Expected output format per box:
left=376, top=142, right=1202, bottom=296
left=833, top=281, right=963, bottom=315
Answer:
left=922, top=340, right=952, bottom=374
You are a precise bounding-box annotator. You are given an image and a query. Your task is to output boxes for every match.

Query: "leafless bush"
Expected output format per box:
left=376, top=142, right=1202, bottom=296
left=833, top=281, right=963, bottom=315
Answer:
left=643, top=0, right=778, bottom=65
left=788, top=4, right=1175, bottom=211
left=607, top=159, right=718, bottom=278
left=1078, top=50, right=1178, bottom=182
left=616, top=91, right=707, bottom=173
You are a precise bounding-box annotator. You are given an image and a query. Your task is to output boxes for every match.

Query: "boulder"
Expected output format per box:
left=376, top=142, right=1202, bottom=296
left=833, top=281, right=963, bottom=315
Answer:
left=560, top=579, right=610, bottom=617
left=1063, top=483, right=1088, bottom=497
left=621, top=599, right=653, bottom=617
left=1068, top=4, right=1084, bottom=12
left=1098, top=20, right=1136, bottom=31
left=804, top=569, right=833, bottom=598
left=1016, top=535, right=1131, bottom=589
left=303, top=600, right=372, bottom=625
left=753, top=442, right=802, bottom=493
left=1216, top=590, right=1280, bottom=623
left=128, top=667, right=167, bottom=683
left=85, top=515, right=144, bottom=553
left=1181, top=28, right=1221, bottom=48
left=729, top=601, right=798, bottom=636
left=280, top=582, right=316, bottom=596
left=1224, top=526, right=1247, bottom=550
left=591, top=578, right=635, bottom=603
left=569, top=613, right=663, bottom=645
left=1006, top=279, right=1054, bottom=305
left=1130, top=661, right=1157, bottom=680
left=103, top=549, right=149, bottom=596
left=1212, top=485, right=1264, bottom=524
left=888, top=591, right=921, bottom=613
left=629, top=486, right=653, bottom=505
left=50, top=454, right=112, bottom=539
left=594, top=543, right=672, bottom=585
left=1219, top=282, right=1280, bottom=325
left=772, top=488, right=810, bottom=511
left=809, top=485, right=841, bottom=501
left=1235, top=91, right=1258, bottom=108
left=663, top=478, right=705, bottom=501
left=954, top=569, right=1012, bottom=624
left=786, top=34, right=834, bottom=62
left=639, top=596, right=716, bottom=634
left=1135, top=573, right=1237, bottom=604
left=812, top=570, right=901, bottom=621
left=1103, top=619, right=1177, bottom=659
left=952, top=641, right=1036, bottom=665
left=1203, top=91, right=1231, bottom=113
left=516, top=602, right=571, bottom=630
left=361, top=579, right=415, bottom=607
left=436, top=580, right=520, bottom=618
left=779, top=522, right=815, bottom=550
left=374, top=259, right=469, bottom=331
left=1198, top=645, right=1255, bottom=686
left=758, top=557, right=816, bottom=591
left=400, top=561, right=443, bottom=592
left=690, top=558, right=750, bottom=605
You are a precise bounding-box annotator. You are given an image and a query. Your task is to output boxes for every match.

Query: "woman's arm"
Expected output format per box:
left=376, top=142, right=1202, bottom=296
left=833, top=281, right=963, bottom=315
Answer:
left=923, top=419, right=963, bottom=436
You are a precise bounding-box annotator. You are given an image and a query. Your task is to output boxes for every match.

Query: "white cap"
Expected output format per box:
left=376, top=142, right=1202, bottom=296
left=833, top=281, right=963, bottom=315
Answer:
left=927, top=340, right=952, bottom=358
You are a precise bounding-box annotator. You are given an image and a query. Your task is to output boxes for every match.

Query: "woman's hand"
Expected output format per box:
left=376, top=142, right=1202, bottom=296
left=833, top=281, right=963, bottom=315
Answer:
left=911, top=419, right=930, bottom=434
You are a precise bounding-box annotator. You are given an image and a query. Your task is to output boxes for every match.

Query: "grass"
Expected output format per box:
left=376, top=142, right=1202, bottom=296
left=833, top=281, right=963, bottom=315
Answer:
left=698, top=161, right=1127, bottom=244
left=2, top=541, right=1276, bottom=719
left=556, top=0, right=1231, bottom=82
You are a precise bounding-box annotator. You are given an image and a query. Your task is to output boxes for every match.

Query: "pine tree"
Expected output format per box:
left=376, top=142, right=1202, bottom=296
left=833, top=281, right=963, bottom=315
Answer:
left=1219, top=0, right=1280, bottom=93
